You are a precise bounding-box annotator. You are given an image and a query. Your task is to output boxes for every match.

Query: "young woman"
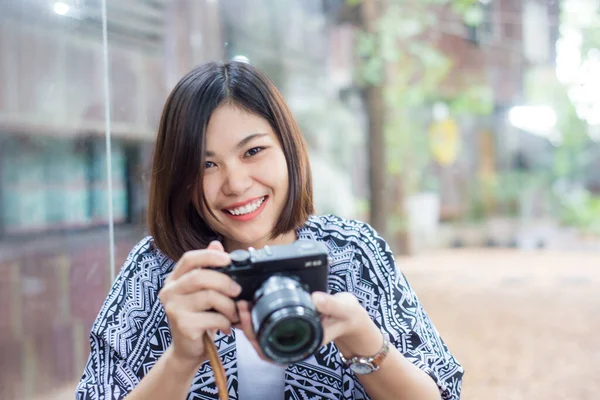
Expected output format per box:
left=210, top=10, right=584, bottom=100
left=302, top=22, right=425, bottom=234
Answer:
left=76, top=61, right=463, bottom=400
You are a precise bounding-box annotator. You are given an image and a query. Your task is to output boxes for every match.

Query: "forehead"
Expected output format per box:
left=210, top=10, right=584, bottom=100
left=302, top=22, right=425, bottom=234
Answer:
left=205, top=104, right=275, bottom=145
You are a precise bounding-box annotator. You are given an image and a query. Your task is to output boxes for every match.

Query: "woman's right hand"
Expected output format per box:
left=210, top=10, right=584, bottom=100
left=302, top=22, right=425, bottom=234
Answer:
left=158, top=240, right=241, bottom=367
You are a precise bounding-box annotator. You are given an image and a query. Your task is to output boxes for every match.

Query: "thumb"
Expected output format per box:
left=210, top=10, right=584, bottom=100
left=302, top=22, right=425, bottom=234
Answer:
left=312, top=292, right=336, bottom=317
left=312, top=292, right=357, bottom=318
left=207, top=240, right=225, bottom=252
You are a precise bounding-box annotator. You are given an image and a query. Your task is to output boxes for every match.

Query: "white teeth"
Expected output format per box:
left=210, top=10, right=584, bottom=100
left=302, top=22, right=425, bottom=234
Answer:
left=226, top=197, right=265, bottom=216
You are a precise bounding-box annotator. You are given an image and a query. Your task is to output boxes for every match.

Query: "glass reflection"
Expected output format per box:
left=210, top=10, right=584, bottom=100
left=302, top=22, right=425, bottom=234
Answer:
left=0, top=1, right=114, bottom=398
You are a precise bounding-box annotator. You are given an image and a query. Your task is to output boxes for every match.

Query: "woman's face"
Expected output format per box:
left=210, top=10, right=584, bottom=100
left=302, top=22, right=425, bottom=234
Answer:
left=198, top=103, right=292, bottom=251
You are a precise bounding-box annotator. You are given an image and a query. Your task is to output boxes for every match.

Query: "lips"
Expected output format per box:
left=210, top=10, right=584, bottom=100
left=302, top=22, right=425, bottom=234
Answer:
left=223, top=196, right=267, bottom=216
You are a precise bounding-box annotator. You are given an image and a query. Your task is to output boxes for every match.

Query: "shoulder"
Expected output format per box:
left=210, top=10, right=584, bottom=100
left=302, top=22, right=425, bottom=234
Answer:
left=300, top=214, right=389, bottom=250
left=300, top=214, right=396, bottom=274
left=91, top=236, right=174, bottom=355
left=102, top=236, right=174, bottom=308
left=118, top=236, right=174, bottom=279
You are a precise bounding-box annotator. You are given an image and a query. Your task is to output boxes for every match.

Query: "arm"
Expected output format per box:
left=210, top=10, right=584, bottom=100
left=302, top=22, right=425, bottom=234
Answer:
left=76, top=332, right=203, bottom=400
left=332, top=300, right=443, bottom=400
left=75, top=237, right=198, bottom=400
left=125, top=347, right=202, bottom=400
left=313, top=293, right=442, bottom=400
left=313, top=223, right=463, bottom=400
left=76, top=239, right=238, bottom=400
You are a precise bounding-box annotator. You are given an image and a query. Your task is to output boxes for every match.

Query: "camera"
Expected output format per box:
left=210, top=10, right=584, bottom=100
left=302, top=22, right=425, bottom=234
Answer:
left=214, top=240, right=330, bottom=364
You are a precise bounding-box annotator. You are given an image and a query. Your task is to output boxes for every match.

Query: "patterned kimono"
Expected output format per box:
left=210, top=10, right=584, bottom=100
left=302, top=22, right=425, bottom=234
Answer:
left=76, top=215, right=463, bottom=399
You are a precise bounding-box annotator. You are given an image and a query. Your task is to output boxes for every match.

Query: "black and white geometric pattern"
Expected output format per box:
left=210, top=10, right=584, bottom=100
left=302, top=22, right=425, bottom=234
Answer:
left=76, top=215, right=463, bottom=399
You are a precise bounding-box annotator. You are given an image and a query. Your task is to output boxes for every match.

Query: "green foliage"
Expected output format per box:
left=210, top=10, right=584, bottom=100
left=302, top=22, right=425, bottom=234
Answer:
left=558, top=190, right=600, bottom=235
left=450, top=0, right=477, bottom=11
left=524, top=67, right=593, bottom=181
left=562, top=0, right=600, bottom=55
left=352, top=0, right=491, bottom=199
left=447, top=85, right=495, bottom=115
left=582, top=26, right=600, bottom=55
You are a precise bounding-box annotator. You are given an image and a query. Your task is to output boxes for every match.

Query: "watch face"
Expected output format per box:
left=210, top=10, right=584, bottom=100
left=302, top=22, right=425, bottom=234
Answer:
left=350, top=362, right=374, bottom=375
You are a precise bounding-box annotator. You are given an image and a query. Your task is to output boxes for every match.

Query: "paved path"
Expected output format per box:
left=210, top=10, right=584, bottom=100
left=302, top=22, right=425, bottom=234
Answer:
left=400, top=249, right=600, bottom=400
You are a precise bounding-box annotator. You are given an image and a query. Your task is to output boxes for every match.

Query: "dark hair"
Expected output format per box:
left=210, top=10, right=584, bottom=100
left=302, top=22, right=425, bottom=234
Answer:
left=148, top=61, right=314, bottom=261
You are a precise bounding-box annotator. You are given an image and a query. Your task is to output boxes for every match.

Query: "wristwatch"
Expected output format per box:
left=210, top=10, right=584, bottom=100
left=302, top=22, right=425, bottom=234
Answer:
left=339, top=330, right=391, bottom=375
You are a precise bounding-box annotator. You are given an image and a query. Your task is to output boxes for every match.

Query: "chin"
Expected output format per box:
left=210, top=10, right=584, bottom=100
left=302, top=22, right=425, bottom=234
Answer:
left=239, top=233, right=270, bottom=248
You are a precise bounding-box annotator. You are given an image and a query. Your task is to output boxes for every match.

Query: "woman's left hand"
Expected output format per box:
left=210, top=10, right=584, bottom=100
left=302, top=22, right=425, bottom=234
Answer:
left=310, top=291, right=383, bottom=358
left=235, top=291, right=382, bottom=363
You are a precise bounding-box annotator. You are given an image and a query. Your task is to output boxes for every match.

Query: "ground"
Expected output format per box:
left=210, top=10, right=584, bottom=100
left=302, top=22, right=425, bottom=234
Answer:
left=400, top=249, right=600, bottom=400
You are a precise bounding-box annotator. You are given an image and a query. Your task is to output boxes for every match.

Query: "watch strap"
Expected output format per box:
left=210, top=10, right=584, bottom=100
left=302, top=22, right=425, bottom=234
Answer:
left=339, top=330, right=390, bottom=373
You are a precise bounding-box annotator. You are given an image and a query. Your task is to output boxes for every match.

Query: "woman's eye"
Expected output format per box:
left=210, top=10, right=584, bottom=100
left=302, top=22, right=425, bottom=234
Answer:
left=245, top=147, right=264, bottom=157
left=205, top=161, right=216, bottom=169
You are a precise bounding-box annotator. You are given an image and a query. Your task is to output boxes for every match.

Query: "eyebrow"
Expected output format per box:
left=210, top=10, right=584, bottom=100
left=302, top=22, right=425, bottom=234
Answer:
left=205, top=133, right=269, bottom=157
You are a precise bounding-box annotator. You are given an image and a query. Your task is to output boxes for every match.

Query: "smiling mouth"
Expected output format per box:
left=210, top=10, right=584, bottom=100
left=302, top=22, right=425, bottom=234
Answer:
left=223, top=196, right=267, bottom=216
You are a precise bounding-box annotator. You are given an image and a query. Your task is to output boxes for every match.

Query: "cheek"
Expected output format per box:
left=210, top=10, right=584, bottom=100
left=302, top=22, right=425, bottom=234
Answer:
left=276, top=166, right=289, bottom=192
left=202, top=175, right=221, bottom=208
left=256, top=154, right=288, bottom=190
left=275, top=154, right=289, bottom=190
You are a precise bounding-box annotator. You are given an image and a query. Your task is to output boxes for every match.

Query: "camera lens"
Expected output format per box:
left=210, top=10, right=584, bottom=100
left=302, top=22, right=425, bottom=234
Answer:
left=269, top=318, right=311, bottom=353
left=251, top=276, right=323, bottom=364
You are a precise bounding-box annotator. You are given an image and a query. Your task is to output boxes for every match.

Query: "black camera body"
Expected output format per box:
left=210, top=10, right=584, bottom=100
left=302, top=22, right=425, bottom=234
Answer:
left=214, top=240, right=330, bottom=301
left=214, top=240, right=330, bottom=364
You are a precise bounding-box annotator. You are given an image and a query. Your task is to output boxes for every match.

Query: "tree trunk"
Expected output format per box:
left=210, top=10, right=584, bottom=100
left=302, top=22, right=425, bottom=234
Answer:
left=360, top=0, right=387, bottom=237
left=364, top=85, right=387, bottom=235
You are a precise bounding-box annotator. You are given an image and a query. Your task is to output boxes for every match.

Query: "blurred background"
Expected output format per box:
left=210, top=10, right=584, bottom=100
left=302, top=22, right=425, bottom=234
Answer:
left=0, top=0, right=599, bottom=399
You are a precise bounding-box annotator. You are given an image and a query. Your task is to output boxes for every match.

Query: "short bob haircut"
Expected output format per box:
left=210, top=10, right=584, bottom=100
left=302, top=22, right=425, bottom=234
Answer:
left=148, top=61, right=314, bottom=261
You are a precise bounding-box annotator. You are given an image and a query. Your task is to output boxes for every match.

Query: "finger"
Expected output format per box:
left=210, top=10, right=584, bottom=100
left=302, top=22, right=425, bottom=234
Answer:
left=171, top=268, right=242, bottom=297
left=207, top=240, right=225, bottom=252
left=236, top=302, right=271, bottom=361
left=312, top=291, right=358, bottom=319
left=319, top=316, right=346, bottom=347
left=183, top=290, right=239, bottom=323
left=170, top=249, right=231, bottom=281
left=174, top=310, right=233, bottom=339
left=237, top=301, right=257, bottom=341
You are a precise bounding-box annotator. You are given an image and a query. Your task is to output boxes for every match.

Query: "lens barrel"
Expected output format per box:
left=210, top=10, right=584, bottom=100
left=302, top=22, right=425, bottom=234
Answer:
left=251, top=276, right=323, bottom=364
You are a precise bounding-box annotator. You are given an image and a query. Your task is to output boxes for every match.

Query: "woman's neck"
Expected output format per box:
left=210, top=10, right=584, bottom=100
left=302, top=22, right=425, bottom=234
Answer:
left=223, top=230, right=297, bottom=252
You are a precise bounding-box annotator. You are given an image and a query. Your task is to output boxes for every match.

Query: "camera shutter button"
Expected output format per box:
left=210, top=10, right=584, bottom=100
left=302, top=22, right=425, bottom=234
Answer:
left=264, top=245, right=273, bottom=256
left=229, top=249, right=251, bottom=267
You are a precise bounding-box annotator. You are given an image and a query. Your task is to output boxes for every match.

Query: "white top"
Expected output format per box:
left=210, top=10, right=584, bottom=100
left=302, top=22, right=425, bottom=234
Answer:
left=234, top=328, right=285, bottom=400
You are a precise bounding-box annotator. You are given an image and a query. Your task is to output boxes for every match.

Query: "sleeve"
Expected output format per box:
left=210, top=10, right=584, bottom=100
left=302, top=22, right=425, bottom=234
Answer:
left=352, top=223, right=464, bottom=400
left=75, top=330, right=139, bottom=400
left=76, top=238, right=157, bottom=399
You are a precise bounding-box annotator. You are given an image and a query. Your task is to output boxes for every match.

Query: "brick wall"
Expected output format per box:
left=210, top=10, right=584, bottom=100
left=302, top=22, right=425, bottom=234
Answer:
left=0, top=228, right=144, bottom=399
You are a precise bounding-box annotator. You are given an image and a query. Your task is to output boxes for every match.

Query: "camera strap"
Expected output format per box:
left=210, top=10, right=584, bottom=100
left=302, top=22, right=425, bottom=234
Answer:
left=203, top=332, right=228, bottom=400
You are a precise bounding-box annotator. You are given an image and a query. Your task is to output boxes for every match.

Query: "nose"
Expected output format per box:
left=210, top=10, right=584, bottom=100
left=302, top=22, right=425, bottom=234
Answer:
left=222, top=165, right=252, bottom=196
